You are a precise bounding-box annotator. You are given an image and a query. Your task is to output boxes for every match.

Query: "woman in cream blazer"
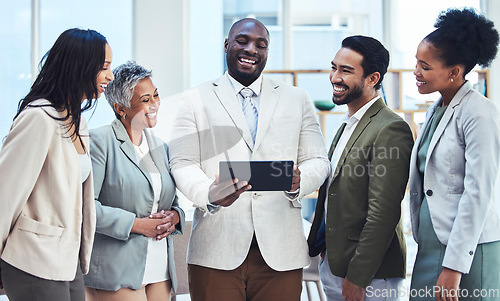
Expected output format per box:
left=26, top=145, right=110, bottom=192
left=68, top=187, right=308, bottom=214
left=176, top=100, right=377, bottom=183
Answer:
left=409, top=8, right=500, bottom=301
left=0, top=28, right=113, bottom=301
left=84, top=62, right=185, bottom=301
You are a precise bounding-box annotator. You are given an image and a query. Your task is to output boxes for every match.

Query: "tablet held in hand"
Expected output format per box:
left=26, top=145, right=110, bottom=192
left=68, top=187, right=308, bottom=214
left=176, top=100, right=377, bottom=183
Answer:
left=219, top=160, right=294, bottom=191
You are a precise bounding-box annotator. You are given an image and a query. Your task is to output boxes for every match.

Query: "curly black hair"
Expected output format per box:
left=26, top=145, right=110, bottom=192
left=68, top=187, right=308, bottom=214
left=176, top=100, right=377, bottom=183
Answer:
left=424, top=8, right=499, bottom=77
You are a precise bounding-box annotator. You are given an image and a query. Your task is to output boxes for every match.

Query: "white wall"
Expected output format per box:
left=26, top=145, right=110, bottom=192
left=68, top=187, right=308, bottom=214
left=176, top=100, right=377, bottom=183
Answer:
left=133, top=0, right=188, bottom=97
left=482, top=0, right=500, bottom=209
left=133, top=0, right=190, bottom=145
left=482, top=0, right=500, bottom=101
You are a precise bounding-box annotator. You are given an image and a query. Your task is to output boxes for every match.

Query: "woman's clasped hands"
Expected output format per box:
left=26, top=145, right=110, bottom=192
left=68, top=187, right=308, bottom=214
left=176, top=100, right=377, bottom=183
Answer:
left=131, top=210, right=179, bottom=241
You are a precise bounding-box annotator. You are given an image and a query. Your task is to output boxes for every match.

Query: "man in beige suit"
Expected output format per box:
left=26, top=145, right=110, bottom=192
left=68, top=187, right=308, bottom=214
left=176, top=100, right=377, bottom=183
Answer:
left=169, top=18, right=329, bottom=301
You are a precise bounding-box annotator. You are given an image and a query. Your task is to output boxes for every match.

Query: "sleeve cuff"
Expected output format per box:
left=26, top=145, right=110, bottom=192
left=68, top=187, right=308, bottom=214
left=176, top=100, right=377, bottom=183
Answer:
left=284, top=188, right=300, bottom=200
left=207, top=200, right=221, bottom=214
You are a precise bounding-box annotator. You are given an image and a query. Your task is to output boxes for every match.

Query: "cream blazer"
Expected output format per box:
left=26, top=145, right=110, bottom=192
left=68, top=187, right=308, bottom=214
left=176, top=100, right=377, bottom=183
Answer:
left=0, top=99, right=96, bottom=281
left=169, top=75, right=330, bottom=271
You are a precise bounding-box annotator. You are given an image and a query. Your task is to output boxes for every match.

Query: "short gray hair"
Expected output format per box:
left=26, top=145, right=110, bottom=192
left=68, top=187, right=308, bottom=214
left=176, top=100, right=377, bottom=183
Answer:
left=104, top=61, right=152, bottom=119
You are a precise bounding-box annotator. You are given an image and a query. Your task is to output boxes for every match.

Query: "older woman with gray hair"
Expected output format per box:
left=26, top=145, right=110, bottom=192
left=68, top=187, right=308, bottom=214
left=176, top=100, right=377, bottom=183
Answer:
left=84, top=61, right=185, bottom=301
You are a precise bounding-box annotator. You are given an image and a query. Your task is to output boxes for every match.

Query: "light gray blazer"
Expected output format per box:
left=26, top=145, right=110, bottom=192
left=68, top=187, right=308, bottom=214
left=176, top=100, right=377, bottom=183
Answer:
left=169, top=75, right=330, bottom=271
left=83, top=119, right=185, bottom=291
left=409, top=81, right=500, bottom=274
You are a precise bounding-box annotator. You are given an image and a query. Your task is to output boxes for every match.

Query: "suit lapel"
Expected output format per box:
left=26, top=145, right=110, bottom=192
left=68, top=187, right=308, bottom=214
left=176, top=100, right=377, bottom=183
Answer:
left=425, top=82, right=472, bottom=167
left=213, top=76, right=254, bottom=150
left=408, top=102, right=436, bottom=194
left=253, top=78, right=279, bottom=152
left=310, top=121, right=346, bottom=240
left=413, top=102, right=438, bottom=157
left=327, top=122, right=347, bottom=160
left=332, top=98, right=385, bottom=180
left=112, top=120, right=153, bottom=189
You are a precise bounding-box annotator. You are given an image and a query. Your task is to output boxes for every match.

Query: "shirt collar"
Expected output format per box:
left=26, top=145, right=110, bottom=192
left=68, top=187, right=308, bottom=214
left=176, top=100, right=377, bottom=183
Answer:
left=342, top=96, right=380, bottom=128
left=226, top=71, right=263, bottom=97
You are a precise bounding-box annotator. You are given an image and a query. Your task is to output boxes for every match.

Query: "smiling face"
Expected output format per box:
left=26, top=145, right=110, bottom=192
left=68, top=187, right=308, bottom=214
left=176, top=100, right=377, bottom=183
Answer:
left=329, top=47, right=367, bottom=106
left=224, top=19, right=269, bottom=86
left=95, top=43, right=114, bottom=99
left=119, top=77, right=160, bottom=133
left=414, top=40, right=455, bottom=95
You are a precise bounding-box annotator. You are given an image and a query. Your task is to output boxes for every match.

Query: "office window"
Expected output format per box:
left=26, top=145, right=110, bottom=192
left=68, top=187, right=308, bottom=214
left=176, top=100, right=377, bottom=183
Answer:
left=390, top=0, right=481, bottom=107
left=40, top=0, right=133, bottom=129
left=0, top=0, right=133, bottom=141
left=0, top=0, right=31, bottom=140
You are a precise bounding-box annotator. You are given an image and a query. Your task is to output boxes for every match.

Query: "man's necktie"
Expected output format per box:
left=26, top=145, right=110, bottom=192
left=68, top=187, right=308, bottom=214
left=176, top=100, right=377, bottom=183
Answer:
left=240, top=87, right=258, bottom=143
left=329, top=122, right=347, bottom=157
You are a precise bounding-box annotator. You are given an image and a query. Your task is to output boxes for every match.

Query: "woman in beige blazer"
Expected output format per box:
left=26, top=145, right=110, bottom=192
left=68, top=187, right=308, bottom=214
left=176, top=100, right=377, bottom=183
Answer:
left=0, top=28, right=114, bottom=301
left=410, top=8, right=500, bottom=301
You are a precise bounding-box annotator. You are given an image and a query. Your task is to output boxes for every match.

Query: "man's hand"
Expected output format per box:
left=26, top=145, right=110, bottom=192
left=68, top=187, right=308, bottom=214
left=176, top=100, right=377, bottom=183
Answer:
left=289, top=165, right=301, bottom=192
left=435, top=267, right=462, bottom=301
left=209, top=175, right=251, bottom=207
left=343, top=278, right=365, bottom=301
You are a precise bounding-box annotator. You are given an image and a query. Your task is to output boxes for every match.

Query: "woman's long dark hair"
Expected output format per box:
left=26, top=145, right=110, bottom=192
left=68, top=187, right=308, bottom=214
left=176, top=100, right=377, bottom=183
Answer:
left=15, top=28, right=108, bottom=140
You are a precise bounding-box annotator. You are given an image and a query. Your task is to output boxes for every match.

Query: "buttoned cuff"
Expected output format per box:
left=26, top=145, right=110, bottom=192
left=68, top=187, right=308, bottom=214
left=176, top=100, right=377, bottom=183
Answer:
left=206, top=199, right=221, bottom=215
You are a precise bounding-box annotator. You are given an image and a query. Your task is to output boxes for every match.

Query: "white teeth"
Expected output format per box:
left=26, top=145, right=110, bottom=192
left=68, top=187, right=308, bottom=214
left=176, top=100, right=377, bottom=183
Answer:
left=417, top=80, right=426, bottom=85
left=334, top=86, right=346, bottom=92
left=146, top=112, right=157, bottom=118
left=100, top=84, right=107, bottom=89
left=241, top=58, right=256, bottom=64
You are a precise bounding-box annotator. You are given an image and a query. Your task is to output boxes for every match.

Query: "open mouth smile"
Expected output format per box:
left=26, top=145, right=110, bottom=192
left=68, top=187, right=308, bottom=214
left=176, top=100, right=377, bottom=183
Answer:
left=333, top=85, right=348, bottom=96
left=416, top=80, right=426, bottom=87
left=145, top=112, right=157, bottom=118
left=239, top=57, right=257, bottom=67
left=99, top=84, right=108, bottom=93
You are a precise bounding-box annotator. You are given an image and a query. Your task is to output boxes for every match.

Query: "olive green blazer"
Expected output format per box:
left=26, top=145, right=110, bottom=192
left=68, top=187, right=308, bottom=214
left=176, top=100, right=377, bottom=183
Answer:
left=308, top=98, right=413, bottom=288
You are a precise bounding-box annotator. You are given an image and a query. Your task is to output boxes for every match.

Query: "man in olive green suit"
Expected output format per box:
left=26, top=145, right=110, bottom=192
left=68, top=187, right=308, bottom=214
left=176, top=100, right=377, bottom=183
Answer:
left=308, top=36, right=413, bottom=301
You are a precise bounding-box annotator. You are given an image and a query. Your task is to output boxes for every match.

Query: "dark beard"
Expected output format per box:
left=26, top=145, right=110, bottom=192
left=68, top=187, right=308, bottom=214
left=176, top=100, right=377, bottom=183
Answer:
left=332, top=82, right=364, bottom=105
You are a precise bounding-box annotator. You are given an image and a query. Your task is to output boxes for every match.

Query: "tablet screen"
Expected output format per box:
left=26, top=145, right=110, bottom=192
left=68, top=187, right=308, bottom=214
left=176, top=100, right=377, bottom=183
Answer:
left=219, top=160, right=294, bottom=191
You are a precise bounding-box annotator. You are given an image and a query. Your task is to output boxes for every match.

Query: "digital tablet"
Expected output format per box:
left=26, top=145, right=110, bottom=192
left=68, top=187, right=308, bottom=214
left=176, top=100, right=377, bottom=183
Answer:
left=219, top=160, right=294, bottom=191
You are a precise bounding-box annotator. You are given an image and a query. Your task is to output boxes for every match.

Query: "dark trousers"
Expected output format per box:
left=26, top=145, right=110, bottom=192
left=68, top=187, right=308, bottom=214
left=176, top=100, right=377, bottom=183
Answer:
left=0, top=259, right=85, bottom=301
left=188, top=238, right=303, bottom=301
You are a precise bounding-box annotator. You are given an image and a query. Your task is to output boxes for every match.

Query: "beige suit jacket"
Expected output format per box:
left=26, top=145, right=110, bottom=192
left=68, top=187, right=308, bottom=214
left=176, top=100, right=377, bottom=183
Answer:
left=169, top=75, right=329, bottom=271
left=0, top=99, right=96, bottom=281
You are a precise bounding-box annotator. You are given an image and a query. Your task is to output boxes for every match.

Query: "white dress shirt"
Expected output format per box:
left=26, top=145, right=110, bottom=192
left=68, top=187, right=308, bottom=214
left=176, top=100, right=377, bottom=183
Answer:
left=325, top=96, right=380, bottom=214
left=134, top=137, right=169, bottom=284
left=227, top=71, right=263, bottom=111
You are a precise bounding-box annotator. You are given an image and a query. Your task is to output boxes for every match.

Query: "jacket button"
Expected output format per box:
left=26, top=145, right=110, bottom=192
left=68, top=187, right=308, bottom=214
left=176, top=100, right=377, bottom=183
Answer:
left=469, top=251, right=474, bottom=256
left=426, top=190, right=433, bottom=196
